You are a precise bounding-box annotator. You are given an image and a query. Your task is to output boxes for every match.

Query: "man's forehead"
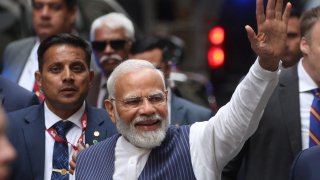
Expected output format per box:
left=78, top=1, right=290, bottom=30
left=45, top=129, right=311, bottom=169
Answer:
left=33, top=0, right=66, bottom=5
left=94, top=26, right=127, bottom=40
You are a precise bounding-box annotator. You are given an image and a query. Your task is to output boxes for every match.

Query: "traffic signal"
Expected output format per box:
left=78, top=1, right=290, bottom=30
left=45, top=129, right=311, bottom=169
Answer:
left=208, top=26, right=225, bottom=69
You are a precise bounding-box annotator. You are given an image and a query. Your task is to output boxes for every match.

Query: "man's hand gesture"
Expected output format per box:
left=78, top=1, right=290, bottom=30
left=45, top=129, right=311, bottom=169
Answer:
left=246, top=0, right=292, bottom=71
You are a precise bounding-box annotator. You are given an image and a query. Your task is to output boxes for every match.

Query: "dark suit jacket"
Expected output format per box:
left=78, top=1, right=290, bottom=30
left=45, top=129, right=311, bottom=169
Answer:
left=6, top=103, right=117, bottom=180
left=290, top=145, right=320, bottom=180
left=222, top=66, right=302, bottom=180
left=86, top=72, right=103, bottom=107
left=1, top=37, right=36, bottom=82
left=0, top=76, right=39, bottom=112
left=170, top=93, right=213, bottom=125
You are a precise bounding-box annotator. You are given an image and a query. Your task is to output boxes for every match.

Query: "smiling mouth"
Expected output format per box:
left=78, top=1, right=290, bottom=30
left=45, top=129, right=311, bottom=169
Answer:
left=135, top=120, right=161, bottom=131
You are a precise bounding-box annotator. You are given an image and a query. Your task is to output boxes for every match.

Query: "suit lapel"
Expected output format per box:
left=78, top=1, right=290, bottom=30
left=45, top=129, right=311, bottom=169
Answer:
left=12, top=38, right=36, bottom=82
left=279, top=66, right=302, bottom=156
left=23, top=104, right=46, bottom=179
left=170, top=93, right=186, bottom=125
left=85, top=105, right=106, bottom=145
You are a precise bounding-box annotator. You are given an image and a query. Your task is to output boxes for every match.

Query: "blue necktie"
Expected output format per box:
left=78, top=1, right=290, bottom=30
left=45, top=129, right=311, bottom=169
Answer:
left=309, top=88, right=320, bottom=147
left=51, top=121, right=73, bottom=180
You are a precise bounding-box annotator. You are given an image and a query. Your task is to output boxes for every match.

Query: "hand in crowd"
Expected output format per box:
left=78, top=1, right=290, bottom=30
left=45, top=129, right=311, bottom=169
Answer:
left=246, top=0, right=292, bottom=71
left=69, top=143, right=89, bottom=175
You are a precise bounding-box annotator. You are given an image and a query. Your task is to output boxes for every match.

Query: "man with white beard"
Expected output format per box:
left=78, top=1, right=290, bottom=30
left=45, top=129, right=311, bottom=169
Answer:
left=75, top=0, right=292, bottom=178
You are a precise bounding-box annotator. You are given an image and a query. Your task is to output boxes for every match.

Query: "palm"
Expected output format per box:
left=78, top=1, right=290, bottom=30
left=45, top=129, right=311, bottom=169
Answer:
left=246, top=0, right=292, bottom=69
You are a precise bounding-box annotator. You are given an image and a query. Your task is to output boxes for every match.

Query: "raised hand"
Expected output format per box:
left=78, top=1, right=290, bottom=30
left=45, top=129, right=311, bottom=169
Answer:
left=246, top=0, right=292, bottom=71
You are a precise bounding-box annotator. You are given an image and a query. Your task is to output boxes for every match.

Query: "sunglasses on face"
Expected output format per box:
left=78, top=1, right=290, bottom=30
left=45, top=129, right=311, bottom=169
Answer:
left=91, top=40, right=127, bottom=51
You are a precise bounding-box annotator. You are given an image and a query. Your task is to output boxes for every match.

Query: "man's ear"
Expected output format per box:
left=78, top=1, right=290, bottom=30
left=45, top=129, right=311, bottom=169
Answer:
left=105, top=99, right=116, bottom=124
left=300, top=37, right=310, bottom=55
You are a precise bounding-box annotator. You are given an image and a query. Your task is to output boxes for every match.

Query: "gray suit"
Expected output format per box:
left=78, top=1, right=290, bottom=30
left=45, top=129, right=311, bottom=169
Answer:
left=222, top=65, right=301, bottom=180
left=1, top=37, right=36, bottom=82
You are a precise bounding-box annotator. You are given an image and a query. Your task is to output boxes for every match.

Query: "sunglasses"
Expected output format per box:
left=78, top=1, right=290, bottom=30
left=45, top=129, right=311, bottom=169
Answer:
left=91, top=40, right=127, bottom=51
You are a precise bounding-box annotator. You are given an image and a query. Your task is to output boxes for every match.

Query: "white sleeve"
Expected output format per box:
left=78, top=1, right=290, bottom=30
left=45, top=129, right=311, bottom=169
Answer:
left=189, top=59, right=279, bottom=179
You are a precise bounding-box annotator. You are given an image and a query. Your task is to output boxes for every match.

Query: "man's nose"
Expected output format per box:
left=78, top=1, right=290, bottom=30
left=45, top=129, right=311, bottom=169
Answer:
left=138, top=98, right=156, bottom=115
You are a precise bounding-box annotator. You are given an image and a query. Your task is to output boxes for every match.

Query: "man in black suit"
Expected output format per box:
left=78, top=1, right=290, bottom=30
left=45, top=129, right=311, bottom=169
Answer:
left=7, top=34, right=117, bottom=180
left=130, top=36, right=213, bottom=125
left=0, top=76, right=39, bottom=112
left=222, top=6, right=320, bottom=180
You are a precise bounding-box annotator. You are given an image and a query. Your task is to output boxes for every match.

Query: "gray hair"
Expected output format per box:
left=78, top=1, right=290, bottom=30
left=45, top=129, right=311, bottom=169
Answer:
left=300, top=6, right=320, bottom=40
left=107, top=59, right=166, bottom=98
left=90, top=12, right=135, bottom=41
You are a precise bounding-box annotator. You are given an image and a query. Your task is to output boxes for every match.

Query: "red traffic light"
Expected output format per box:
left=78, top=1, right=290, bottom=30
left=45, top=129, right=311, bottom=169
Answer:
left=209, top=26, right=225, bottom=45
left=208, top=47, right=225, bottom=68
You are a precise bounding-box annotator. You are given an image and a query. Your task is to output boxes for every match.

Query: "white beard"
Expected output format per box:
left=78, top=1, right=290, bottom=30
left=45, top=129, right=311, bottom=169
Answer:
left=114, top=109, right=169, bottom=149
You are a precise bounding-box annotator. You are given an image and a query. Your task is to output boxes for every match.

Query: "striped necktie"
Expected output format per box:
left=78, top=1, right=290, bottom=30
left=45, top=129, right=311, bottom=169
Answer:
left=309, top=88, right=320, bottom=147
left=51, top=121, right=73, bottom=179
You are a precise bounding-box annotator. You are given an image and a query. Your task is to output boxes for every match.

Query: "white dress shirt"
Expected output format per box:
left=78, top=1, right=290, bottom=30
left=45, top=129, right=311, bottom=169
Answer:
left=112, top=59, right=279, bottom=180
left=18, top=39, right=40, bottom=91
left=297, top=59, right=319, bottom=150
left=44, top=102, right=86, bottom=180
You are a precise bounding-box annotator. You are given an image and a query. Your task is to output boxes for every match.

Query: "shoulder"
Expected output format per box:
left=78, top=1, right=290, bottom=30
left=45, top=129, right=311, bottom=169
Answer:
left=294, top=146, right=320, bottom=165
left=174, top=95, right=213, bottom=115
left=0, top=77, right=40, bottom=112
left=5, top=37, right=36, bottom=50
left=290, top=146, right=320, bottom=179
left=7, top=105, right=40, bottom=120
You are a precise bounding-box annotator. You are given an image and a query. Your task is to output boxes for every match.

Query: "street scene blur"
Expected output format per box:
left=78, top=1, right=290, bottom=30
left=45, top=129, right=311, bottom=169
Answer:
left=0, top=0, right=317, bottom=110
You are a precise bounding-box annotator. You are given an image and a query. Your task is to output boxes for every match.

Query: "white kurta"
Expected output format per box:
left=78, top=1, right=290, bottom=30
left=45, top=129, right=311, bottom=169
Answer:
left=113, top=59, right=279, bottom=180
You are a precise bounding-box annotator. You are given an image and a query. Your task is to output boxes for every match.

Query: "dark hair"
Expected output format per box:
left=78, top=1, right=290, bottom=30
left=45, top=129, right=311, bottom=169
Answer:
left=32, top=0, right=77, bottom=10
left=37, top=33, right=92, bottom=71
left=131, top=36, right=171, bottom=63
left=300, top=6, right=320, bottom=39
left=290, top=8, right=301, bottom=19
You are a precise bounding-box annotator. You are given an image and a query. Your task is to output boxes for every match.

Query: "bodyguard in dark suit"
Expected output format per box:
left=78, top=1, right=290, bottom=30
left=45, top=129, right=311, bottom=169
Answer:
left=130, top=36, right=213, bottom=125
left=0, top=76, right=39, bottom=112
left=7, top=34, right=117, bottom=180
left=222, top=65, right=301, bottom=180
left=222, top=6, right=320, bottom=180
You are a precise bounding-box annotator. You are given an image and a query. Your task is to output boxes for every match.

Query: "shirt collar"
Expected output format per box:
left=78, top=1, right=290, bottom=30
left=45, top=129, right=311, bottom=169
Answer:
left=44, top=102, right=86, bottom=129
left=298, top=58, right=318, bottom=93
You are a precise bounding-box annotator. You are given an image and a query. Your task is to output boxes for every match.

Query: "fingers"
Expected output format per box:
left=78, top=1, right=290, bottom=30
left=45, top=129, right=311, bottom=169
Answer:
left=245, top=25, right=257, bottom=48
left=282, top=2, right=292, bottom=24
left=266, top=0, right=276, bottom=19
left=69, top=150, right=78, bottom=175
left=256, top=0, right=265, bottom=25
left=275, top=0, right=283, bottom=20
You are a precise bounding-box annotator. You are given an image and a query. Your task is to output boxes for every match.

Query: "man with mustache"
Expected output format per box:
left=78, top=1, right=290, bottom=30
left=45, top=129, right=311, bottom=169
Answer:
left=6, top=33, right=117, bottom=180
left=75, top=0, right=292, bottom=177
left=2, top=0, right=77, bottom=98
left=86, top=12, right=135, bottom=108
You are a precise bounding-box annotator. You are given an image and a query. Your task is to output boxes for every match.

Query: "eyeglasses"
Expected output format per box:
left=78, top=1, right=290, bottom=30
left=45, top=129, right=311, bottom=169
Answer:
left=110, top=91, right=167, bottom=109
left=91, top=40, right=127, bottom=51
